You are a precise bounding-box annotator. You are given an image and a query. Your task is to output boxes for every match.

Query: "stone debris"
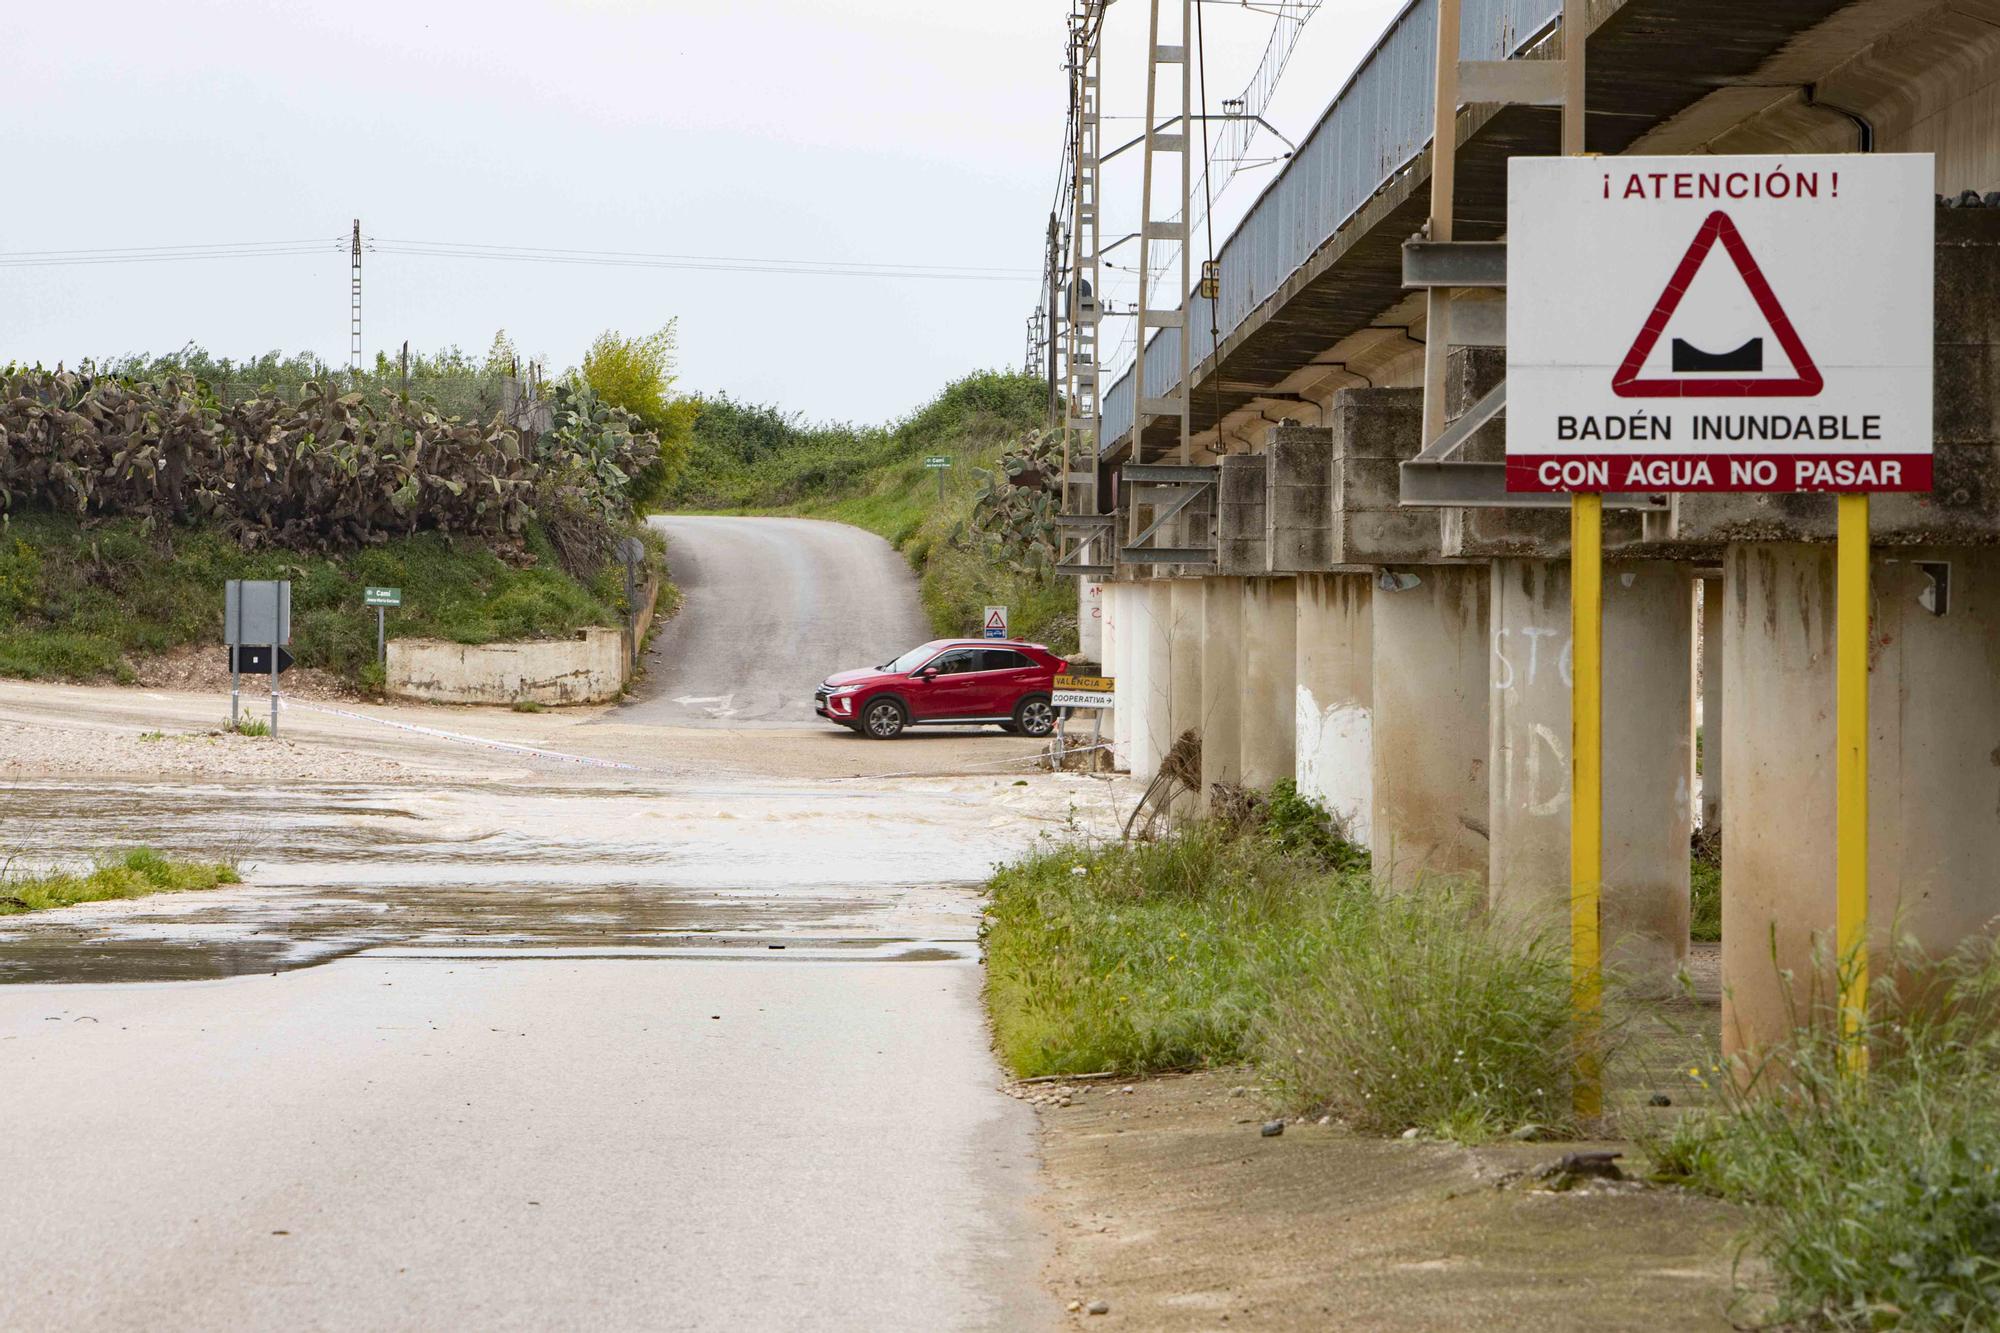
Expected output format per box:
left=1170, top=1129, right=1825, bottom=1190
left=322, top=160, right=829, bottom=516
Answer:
left=1260, top=1119, right=1285, bottom=1138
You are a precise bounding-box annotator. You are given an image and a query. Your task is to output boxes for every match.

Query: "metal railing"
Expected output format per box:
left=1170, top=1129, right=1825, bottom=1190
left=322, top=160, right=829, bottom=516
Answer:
left=1100, top=0, right=1559, bottom=452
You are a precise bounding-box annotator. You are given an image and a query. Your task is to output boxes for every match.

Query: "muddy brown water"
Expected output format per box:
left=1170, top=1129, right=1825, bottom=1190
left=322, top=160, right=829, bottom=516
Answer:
left=0, top=780, right=989, bottom=984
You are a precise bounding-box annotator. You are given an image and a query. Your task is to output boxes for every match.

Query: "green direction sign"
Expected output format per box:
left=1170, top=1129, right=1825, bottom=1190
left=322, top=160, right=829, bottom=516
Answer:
left=924, top=456, right=952, bottom=469
left=364, top=586, right=402, bottom=608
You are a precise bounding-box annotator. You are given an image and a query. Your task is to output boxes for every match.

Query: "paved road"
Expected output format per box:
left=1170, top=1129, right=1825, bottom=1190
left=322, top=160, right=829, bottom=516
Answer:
left=621, top=516, right=934, bottom=727
left=0, top=517, right=1103, bottom=1330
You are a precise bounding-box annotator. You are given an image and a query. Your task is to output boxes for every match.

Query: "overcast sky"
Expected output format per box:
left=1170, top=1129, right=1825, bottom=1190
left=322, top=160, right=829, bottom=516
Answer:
left=4, top=0, right=1403, bottom=424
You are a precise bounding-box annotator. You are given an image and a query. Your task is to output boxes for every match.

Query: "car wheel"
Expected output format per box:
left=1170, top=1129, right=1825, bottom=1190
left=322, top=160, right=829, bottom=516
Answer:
left=862, top=698, right=907, bottom=739
left=1013, top=694, right=1056, bottom=738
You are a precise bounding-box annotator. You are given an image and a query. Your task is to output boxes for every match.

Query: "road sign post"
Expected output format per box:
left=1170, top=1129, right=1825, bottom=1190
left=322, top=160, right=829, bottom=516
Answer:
left=982, top=605, right=1009, bottom=640
left=1508, top=152, right=1933, bottom=1080
left=364, top=587, right=402, bottom=670
left=925, top=455, right=952, bottom=501
left=226, top=579, right=293, bottom=736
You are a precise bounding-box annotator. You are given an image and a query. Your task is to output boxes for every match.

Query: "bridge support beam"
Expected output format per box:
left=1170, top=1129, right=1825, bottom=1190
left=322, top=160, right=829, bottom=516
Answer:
left=1200, top=577, right=1246, bottom=800
left=1241, top=577, right=1298, bottom=790
left=1722, top=544, right=2000, bottom=1058
left=1294, top=572, right=1374, bottom=846
left=1370, top=565, right=1490, bottom=892
left=1487, top=559, right=1693, bottom=988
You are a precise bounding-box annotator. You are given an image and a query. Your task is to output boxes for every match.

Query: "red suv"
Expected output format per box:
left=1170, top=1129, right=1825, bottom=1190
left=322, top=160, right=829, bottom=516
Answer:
left=816, top=639, right=1067, bottom=739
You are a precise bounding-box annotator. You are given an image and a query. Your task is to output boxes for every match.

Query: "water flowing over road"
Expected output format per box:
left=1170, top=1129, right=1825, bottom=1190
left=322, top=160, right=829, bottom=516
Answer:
left=0, top=517, right=1116, bottom=1331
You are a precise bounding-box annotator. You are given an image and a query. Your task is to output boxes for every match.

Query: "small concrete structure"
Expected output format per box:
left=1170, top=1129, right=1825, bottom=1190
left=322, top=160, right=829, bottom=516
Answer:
left=1240, top=578, right=1298, bottom=789
left=1294, top=572, right=1373, bottom=844
left=388, top=579, right=660, bottom=706
left=1217, top=454, right=1269, bottom=575
left=1370, top=565, right=1490, bottom=891
left=1266, top=426, right=1336, bottom=572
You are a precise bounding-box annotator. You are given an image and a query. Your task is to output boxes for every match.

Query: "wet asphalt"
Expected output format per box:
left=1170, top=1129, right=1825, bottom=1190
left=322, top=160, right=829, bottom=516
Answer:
left=0, top=518, right=1085, bottom=1331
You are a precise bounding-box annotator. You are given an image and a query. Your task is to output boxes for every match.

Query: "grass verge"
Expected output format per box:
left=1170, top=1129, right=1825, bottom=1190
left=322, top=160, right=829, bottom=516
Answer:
left=982, top=792, right=1584, bottom=1140
left=0, top=849, right=240, bottom=915
left=0, top=511, right=666, bottom=689
left=1645, top=942, right=2000, bottom=1330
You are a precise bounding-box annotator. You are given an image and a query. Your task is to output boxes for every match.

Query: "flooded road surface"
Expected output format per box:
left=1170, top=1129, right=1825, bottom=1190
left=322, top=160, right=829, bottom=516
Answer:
left=0, top=770, right=1111, bottom=1329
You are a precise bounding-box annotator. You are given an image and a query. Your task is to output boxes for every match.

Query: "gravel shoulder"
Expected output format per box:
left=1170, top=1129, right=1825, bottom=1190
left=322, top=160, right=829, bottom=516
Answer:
left=1027, top=1068, right=1756, bottom=1331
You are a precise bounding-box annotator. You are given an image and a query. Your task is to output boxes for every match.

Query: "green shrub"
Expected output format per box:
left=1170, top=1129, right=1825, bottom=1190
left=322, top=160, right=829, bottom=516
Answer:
left=1646, top=940, right=2000, bottom=1330
left=1259, top=779, right=1370, bottom=873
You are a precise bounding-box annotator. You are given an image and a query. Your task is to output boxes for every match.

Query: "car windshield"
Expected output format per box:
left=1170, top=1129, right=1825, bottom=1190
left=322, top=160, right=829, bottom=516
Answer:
left=880, top=644, right=941, bottom=673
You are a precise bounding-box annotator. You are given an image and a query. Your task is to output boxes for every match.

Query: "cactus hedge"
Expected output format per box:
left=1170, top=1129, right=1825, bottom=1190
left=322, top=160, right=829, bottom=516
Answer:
left=0, top=366, right=660, bottom=551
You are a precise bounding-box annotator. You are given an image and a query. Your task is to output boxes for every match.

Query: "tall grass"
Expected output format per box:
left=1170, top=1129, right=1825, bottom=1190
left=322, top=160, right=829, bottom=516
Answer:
left=983, top=803, right=1585, bottom=1141
left=0, top=849, right=240, bottom=915
left=1260, top=881, right=1581, bottom=1140
left=1648, top=939, right=2000, bottom=1329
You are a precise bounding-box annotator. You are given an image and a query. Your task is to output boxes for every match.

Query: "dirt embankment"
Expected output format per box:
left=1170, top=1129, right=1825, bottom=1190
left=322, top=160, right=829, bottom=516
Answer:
left=1026, top=1068, right=1756, bottom=1332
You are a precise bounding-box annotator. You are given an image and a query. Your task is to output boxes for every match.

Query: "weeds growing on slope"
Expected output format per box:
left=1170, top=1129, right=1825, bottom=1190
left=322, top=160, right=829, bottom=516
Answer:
left=0, top=849, right=240, bottom=915
left=1646, top=938, right=2000, bottom=1329
left=984, top=791, right=1586, bottom=1142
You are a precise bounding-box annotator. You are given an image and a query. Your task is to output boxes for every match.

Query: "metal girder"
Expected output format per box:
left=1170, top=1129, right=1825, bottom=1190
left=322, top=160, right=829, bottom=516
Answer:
left=1055, top=513, right=1116, bottom=528
left=1125, top=480, right=1208, bottom=549
left=1399, top=461, right=1669, bottom=511
left=1119, top=547, right=1215, bottom=565
left=1413, top=381, right=1506, bottom=463
left=1121, top=463, right=1216, bottom=484
left=1402, top=240, right=1507, bottom=288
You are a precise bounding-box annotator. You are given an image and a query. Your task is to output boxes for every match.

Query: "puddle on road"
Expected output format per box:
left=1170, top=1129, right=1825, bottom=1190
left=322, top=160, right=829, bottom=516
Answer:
left=0, top=782, right=990, bottom=985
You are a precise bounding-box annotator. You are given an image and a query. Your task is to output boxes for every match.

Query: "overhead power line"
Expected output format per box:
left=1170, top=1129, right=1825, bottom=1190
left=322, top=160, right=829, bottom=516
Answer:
left=0, top=235, right=1038, bottom=282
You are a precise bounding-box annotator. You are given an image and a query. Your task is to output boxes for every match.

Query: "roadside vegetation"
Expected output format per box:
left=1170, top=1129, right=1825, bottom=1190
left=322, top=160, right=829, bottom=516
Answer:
left=983, top=784, right=1585, bottom=1140
left=0, top=849, right=239, bottom=915
left=0, top=330, right=686, bottom=690
left=667, top=372, right=1081, bottom=653
left=1647, top=942, right=2000, bottom=1329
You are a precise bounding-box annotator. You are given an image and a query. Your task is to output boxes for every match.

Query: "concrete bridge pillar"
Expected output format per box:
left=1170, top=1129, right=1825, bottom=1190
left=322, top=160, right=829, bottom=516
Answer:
left=1487, top=559, right=1693, bottom=986
left=1370, top=565, right=1490, bottom=891
left=1240, top=577, right=1298, bottom=790
left=1201, top=576, right=1246, bottom=800
left=1722, top=544, right=2000, bottom=1058
left=1106, top=582, right=1132, bottom=772
left=1294, top=572, right=1373, bottom=845
left=1699, top=574, right=1724, bottom=833
left=1137, top=580, right=1174, bottom=782
left=1167, top=580, right=1205, bottom=813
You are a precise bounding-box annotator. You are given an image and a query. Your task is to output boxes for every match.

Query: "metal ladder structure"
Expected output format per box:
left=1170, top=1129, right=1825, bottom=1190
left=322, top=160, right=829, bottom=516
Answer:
left=1056, top=0, right=1115, bottom=581
left=1395, top=0, right=1663, bottom=517
left=1120, top=0, right=1216, bottom=569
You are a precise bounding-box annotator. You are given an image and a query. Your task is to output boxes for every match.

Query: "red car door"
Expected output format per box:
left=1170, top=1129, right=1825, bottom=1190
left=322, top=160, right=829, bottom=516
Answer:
left=974, top=648, right=1042, bottom=715
left=911, top=647, right=986, bottom=718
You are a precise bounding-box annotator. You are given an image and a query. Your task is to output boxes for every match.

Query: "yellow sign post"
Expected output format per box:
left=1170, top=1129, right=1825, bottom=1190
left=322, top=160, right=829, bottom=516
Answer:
left=1569, top=493, right=1604, bottom=1117
left=1835, top=493, right=1870, bottom=1072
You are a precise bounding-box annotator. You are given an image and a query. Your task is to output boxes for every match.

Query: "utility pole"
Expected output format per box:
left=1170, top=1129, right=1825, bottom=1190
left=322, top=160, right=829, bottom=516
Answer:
left=1046, top=213, right=1063, bottom=432
left=349, top=220, right=363, bottom=376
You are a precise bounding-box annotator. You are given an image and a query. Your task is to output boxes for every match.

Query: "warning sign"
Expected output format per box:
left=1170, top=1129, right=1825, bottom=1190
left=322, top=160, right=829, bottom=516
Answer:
left=1507, top=154, right=1933, bottom=493
left=983, top=605, right=1009, bottom=639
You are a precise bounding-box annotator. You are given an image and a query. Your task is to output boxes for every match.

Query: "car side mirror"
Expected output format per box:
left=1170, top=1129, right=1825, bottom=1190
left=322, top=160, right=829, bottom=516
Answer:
left=916, top=667, right=939, bottom=680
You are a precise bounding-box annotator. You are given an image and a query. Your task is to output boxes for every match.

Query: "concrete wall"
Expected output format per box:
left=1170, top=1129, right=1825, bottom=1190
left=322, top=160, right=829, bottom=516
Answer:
left=1168, top=580, right=1205, bottom=810
left=1294, top=572, right=1373, bottom=844
left=1370, top=565, right=1490, bottom=890
left=1722, top=543, right=2000, bottom=1057
left=1139, top=582, right=1174, bottom=781
left=1240, top=578, right=1298, bottom=789
left=1266, top=426, right=1336, bottom=572
left=1487, top=560, right=1694, bottom=985
left=1217, top=454, right=1269, bottom=575
left=388, top=578, right=659, bottom=706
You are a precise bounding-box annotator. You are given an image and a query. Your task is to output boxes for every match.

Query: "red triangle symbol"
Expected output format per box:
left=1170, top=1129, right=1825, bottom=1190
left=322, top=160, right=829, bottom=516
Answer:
left=1611, top=210, right=1823, bottom=399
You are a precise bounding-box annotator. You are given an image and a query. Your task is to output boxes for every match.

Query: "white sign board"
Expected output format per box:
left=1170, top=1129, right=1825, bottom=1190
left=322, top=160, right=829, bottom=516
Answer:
left=1507, top=154, right=1933, bottom=494
left=982, top=605, right=1009, bottom=639
left=224, top=579, right=291, bottom=647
